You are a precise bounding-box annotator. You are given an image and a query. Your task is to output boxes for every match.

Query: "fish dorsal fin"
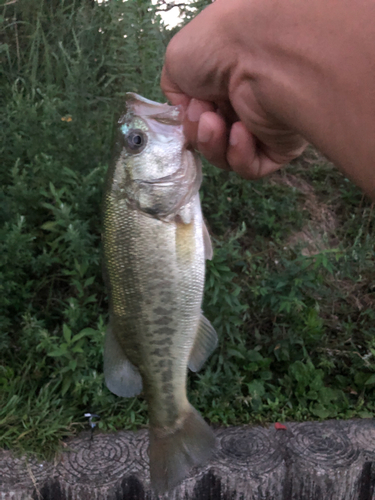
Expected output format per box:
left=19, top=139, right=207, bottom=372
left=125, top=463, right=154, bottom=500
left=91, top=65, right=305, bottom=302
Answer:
left=104, top=326, right=143, bottom=397
left=188, top=314, right=218, bottom=372
left=203, top=220, right=213, bottom=260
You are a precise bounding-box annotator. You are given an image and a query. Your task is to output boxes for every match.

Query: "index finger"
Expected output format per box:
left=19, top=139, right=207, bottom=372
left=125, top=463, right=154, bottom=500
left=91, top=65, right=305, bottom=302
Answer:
left=160, top=66, right=190, bottom=108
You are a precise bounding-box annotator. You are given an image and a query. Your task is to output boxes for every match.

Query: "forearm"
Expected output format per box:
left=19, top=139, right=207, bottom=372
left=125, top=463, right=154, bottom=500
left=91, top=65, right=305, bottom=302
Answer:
left=227, top=0, right=375, bottom=198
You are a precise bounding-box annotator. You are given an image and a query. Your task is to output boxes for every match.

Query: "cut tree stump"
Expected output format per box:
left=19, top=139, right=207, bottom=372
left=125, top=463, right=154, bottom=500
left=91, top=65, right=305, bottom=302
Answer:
left=1, top=419, right=375, bottom=499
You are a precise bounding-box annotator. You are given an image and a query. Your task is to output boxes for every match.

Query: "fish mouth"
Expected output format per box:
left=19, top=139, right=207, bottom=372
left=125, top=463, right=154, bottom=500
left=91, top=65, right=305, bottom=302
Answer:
left=125, top=92, right=184, bottom=126
left=134, top=171, right=186, bottom=188
left=137, top=181, right=175, bottom=188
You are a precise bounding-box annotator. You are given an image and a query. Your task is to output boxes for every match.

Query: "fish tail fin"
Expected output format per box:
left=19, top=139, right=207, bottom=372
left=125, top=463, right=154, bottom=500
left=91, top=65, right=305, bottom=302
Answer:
left=149, top=405, right=216, bottom=495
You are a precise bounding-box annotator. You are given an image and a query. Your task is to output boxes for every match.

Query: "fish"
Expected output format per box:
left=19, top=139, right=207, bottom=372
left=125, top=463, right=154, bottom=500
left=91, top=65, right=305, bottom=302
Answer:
left=102, top=93, right=218, bottom=494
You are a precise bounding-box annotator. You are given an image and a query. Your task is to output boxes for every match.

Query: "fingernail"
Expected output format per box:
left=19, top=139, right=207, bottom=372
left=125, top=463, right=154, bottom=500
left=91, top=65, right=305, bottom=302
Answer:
left=187, top=99, right=203, bottom=122
left=229, top=125, right=239, bottom=147
left=198, top=118, right=213, bottom=143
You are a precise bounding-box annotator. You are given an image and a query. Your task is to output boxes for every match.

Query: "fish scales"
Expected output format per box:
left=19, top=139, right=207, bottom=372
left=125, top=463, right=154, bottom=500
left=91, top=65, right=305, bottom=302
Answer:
left=102, top=93, right=218, bottom=494
left=104, top=197, right=204, bottom=427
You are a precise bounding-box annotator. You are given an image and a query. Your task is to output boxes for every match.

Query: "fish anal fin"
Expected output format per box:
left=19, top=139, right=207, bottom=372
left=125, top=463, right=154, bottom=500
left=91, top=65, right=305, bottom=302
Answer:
left=149, top=405, right=216, bottom=494
left=188, top=314, right=218, bottom=372
left=104, top=326, right=143, bottom=397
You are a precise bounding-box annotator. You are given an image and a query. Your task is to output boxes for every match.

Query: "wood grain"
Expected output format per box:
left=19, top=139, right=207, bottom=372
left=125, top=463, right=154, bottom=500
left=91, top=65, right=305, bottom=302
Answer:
left=1, top=419, right=375, bottom=499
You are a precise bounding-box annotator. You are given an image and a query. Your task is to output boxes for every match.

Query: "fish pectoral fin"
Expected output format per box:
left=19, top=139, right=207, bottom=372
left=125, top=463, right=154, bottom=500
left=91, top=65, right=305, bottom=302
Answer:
left=103, top=326, right=143, bottom=397
left=175, top=202, right=193, bottom=224
left=188, top=314, right=218, bottom=372
left=203, top=220, right=213, bottom=260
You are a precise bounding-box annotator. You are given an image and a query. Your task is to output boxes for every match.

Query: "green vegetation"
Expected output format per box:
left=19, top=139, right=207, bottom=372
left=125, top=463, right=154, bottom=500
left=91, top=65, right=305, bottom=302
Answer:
left=1, top=0, right=374, bottom=458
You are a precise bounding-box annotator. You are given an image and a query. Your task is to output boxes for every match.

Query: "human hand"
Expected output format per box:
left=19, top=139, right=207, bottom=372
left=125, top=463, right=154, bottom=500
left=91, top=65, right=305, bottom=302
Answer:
left=161, top=0, right=375, bottom=199
left=161, top=0, right=307, bottom=179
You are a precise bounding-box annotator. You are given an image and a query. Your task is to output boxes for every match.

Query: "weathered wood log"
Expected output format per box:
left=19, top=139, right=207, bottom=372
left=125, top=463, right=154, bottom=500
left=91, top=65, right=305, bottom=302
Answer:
left=1, top=419, right=375, bottom=499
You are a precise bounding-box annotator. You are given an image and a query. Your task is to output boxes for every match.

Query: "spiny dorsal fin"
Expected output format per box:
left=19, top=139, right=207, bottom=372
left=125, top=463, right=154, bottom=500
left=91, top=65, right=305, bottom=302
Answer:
left=104, top=326, right=143, bottom=397
left=188, top=314, right=218, bottom=372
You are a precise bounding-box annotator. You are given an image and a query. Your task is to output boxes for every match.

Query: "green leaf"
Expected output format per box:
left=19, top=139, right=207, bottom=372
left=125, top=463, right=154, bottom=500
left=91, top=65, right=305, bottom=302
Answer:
left=246, top=362, right=259, bottom=372
left=260, top=371, right=273, bottom=381
left=290, top=361, right=308, bottom=385
left=61, top=377, right=72, bottom=396
left=227, top=348, right=245, bottom=360
left=84, top=276, right=95, bottom=287
left=306, top=390, right=318, bottom=400
left=72, top=328, right=96, bottom=343
left=41, top=221, right=57, bottom=231
left=247, top=380, right=266, bottom=398
left=311, top=405, right=331, bottom=419
left=68, top=360, right=77, bottom=372
left=358, top=411, right=374, bottom=418
left=72, top=346, right=84, bottom=354
left=63, top=324, right=71, bottom=343
left=48, top=347, right=67, bottom=357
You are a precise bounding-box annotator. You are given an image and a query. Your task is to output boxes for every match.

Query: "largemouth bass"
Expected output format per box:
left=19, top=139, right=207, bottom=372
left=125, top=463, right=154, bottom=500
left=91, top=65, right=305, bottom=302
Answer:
left=102, top=93, right=217, bottom=494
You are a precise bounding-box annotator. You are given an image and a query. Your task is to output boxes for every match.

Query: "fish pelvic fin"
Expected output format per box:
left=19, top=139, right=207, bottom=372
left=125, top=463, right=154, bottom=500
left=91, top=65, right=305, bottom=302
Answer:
left=188, top=314, right=218, bottom=373
left=203, top=220, right=213, bottom=260
left=103, top=325, right=143, bottom=397
left=149, top=405, right=216, bottom=495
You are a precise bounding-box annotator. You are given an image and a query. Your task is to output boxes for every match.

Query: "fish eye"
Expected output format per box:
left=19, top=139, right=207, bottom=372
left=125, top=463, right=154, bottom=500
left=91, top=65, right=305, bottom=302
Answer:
left=124, top=129, right=147, bottom=154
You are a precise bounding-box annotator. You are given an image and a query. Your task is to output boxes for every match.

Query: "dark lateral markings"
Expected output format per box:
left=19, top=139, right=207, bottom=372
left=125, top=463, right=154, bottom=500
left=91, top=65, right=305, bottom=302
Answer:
left=4, top=420, right=375, bottom=499
left=152, top=306, right=171, bottom=315
left=148, top=337, right=171, bottom=346
left=153, top=316, right=172, bottom=325
left=150, top=347, right=171, bottom=357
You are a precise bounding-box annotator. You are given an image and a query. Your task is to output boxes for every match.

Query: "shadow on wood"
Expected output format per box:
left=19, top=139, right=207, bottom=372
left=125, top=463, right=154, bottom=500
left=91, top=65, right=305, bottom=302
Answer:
left=1, top=419, right=375, bottom=499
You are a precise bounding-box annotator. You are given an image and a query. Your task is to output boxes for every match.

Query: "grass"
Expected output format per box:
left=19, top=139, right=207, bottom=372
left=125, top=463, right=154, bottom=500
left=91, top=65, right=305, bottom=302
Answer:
left=1, top=0, right=374, bottom=460
left=195, top=150, right=375, bottom=426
